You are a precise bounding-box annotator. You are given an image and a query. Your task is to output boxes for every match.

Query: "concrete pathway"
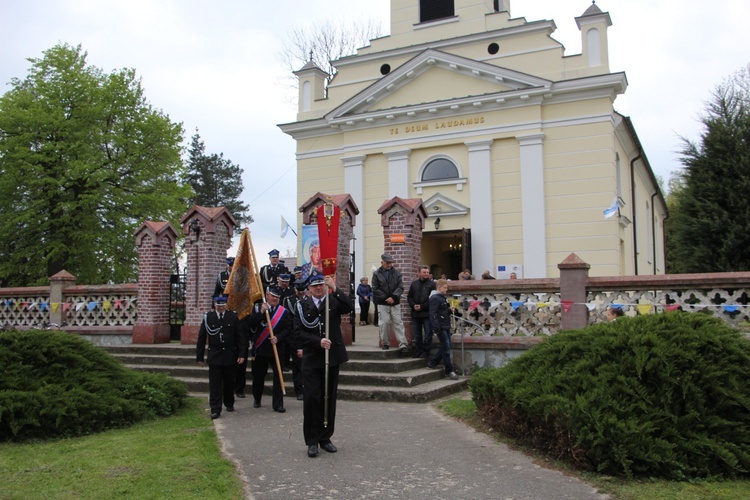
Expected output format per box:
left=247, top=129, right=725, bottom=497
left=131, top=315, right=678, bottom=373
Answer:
left=212, top=395, right=605, bottom=499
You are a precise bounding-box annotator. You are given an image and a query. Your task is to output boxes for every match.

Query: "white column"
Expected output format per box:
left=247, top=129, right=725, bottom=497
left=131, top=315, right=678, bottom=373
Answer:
left=517, top=133, right=547, bottom=278
left=466, top=140, right=494, bottom=276
left=384, top=149, right=411, bottom=199
left=343, top=155, right=366, bottom=281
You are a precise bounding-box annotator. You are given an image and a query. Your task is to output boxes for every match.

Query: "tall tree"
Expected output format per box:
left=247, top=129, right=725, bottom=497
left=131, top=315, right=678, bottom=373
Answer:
left=0, top=43, right=191, bottom=286
left=667, top=65, right=750, bottom=273
left=186, top=130, right=252, bottom=233
left=278, top=17, right=382, bottom=97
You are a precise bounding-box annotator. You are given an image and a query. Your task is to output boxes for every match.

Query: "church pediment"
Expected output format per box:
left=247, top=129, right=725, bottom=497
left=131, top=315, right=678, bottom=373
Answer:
left=423, top=193, right=469, bottom=218
left=327, top=49, right=551, bottom=125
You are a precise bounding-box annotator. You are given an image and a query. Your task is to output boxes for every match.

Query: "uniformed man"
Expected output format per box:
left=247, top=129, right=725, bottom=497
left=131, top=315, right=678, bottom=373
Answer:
left=260, top=249, right=289, bottom=292
left=213, top=257, right=234, bottom=299
left=246, top=285, right=293, bottom=413
left=196, top=295, right=247, bottom=419
left=291, top=265, right=304, bottom=288
left=294, top=272, right=353, bottom=457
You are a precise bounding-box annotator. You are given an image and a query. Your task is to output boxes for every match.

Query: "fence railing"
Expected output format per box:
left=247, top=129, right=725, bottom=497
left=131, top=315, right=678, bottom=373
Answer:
left=445, top=271, right=750, bottom=338
left=0, top=284, right=138, bottom=331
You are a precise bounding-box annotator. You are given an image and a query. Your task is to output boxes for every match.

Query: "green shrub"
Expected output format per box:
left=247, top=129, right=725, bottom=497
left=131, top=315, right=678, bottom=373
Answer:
left=0, top=329, right=188, bottom=441
left=470, top=313, right=750, bottom=480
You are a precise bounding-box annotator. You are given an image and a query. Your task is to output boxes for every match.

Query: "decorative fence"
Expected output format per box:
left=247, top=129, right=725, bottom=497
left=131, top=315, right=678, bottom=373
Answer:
left=3, top=257, right=750, bottom=350
left=446, top=273, right=750, bottom=338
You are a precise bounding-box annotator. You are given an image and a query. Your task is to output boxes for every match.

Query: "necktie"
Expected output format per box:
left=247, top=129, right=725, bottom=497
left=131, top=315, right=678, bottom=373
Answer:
left=219, top=313, right=223, bottom=321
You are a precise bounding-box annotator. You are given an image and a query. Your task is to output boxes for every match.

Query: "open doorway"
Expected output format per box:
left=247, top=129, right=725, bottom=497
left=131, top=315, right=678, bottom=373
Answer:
left=421, top=228, right=471, bottom=280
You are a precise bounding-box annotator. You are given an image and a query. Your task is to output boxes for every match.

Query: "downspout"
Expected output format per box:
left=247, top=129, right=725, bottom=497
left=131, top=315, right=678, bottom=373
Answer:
left=650, top=191, right=658, bottom=274
left=630, top=155, right=641, bottom=275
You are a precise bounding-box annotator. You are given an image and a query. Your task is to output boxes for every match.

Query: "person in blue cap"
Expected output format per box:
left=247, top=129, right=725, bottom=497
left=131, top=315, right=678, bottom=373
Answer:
left=246, top=285, right=293, bottom=412
left=260, top=249, right=289, bottom=292
left=293, top=272, right=353, bottom=458
left=213, top=257, right=235, bottom=299
left=196, top=295, right=247, bottom=419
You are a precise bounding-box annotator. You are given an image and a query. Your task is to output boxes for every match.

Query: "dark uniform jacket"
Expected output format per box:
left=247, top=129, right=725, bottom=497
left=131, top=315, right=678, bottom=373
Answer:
left=407, top=278, right=436, bottom=319
left=429, top=291, right=451, bottom=333
left=246, top=301, right=292, bottom=358
left=260, top=263, right=290, bottom=291
left=371, top=266, right=404, bottom=306
left=213, top=270, right=230, bottom=298
left=294, top=290, right=353, bottom=369
left=196, top=310, right=247, bottom=366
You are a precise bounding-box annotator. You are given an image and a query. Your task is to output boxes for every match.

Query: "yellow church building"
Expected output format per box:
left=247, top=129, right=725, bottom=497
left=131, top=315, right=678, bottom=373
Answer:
left=279, top=0, right=666, bottom=280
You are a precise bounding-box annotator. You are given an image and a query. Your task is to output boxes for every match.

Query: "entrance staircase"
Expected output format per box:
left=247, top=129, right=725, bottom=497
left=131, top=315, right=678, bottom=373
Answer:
left=102, top=326, right=469, bottom=403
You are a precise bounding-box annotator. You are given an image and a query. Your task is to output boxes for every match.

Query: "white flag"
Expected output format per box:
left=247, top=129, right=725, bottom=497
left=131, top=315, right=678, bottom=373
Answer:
left=281, top=215, right=294, bottom=238
left=603, top=198, right=619, bottom=219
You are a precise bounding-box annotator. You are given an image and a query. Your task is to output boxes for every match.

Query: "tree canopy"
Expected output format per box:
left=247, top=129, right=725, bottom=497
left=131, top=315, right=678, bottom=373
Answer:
left=186, top=130, right=252, bottom=233
left=666, top=65, right=750, bottom=273
left=0, top=43, right=192, bottom=286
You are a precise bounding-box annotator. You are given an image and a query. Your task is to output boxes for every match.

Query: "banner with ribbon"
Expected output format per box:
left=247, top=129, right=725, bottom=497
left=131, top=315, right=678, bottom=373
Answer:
left=317, top=199, right=341, bottom=276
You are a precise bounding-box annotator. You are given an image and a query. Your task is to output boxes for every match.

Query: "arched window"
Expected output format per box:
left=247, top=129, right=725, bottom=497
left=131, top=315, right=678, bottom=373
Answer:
left=422, top=157, right=459, bottom=181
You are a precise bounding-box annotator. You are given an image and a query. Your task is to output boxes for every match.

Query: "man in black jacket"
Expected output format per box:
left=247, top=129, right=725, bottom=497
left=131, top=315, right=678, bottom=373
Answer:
left=293, top=272, right=353, bottom=458
left=371, top=253, right=407, bottom=351
left=246, top=285, right=293, bottom=413
left=407, top=265, right=436, bottom=358
left=196, top=296, right=247, bottom=419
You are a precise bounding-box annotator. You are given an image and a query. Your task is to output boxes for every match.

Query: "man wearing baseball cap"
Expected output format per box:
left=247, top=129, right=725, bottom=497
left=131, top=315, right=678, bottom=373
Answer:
left=371, top=253, right=408, bottom=351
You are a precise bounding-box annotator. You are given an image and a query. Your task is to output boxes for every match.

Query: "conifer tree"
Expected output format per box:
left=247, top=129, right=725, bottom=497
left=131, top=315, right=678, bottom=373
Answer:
left=185, top=130, right=252, bottom=233
left=667, top=65, right=750, bottom=273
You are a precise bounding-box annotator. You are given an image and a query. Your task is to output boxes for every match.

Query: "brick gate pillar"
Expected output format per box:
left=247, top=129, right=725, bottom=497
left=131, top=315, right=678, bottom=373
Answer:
left=377, top=197, right=428, bottom=347
left=300, top=192, right=359, bottom=345
left=558, top=253, right=590, bottom=330
left=180, top=206, right=237, bottom=344
left=133, top=221, right=178, bottom=344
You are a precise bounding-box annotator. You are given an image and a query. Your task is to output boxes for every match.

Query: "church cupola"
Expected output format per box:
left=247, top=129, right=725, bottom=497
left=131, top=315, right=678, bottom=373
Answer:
left=293, top=56, right=329, bottom=116
left=575, top=1, right=612, bottom=71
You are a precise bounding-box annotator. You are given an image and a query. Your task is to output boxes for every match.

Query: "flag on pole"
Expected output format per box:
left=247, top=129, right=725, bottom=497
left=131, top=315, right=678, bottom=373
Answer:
left=225, top=229, right=263, bottom=319
left=280, top=215, right=297, bottom=238
left=603, top=197, right=619, bottom=219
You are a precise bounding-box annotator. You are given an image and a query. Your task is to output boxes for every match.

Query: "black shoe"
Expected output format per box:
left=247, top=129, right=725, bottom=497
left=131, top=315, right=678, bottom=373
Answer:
left=226, top=406, right=234, bottom=412
left=296, top=394, right=304, bottom=401
left=235, top=392, right=245, bottom=398
left=307, top=444, right=319, bottom=457
left=253, top=400, right=261, bottom=408
left=210, top=412, right=220, bottom=419
left=320, top=442, right=337, bottom=453
left=427, top=361, right=437, bottom=369
left=411, top=351, right=421, bottom=358
left=274, top=407, right=286, bottom=413
left=419, top=353, right=429, bottom=359
left=382, top=344, right=389, bottom=350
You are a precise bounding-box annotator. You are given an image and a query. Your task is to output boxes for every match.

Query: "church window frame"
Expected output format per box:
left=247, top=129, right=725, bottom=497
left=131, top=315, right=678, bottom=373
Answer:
left=413, top=155, right=467, bottom=195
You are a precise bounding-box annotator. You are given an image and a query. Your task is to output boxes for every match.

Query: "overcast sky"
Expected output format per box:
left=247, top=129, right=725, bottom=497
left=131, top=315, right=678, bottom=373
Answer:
left=1, top=0, right=748, bottom=261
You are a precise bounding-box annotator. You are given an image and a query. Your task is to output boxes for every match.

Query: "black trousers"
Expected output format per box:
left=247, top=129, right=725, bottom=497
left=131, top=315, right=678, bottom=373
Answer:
left=251, top=355, right=285, bottom=410
left=359, top=299, right=370, bottom=323
left=208, top=363, right=236, bottom=413
left=235, top=359, right=249, bottom=395
left=292, top=352, right=304, bottom=397
left=302, top=363, right=340, bottom=446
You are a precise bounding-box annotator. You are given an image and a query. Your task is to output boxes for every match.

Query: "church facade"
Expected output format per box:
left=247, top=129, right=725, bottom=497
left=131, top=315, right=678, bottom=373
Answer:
left=279, top=0, right=666, bottom=280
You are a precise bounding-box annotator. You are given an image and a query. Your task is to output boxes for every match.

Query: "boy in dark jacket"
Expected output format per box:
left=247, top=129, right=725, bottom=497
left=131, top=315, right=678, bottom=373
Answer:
left=427, top=279, right=459, bottom=380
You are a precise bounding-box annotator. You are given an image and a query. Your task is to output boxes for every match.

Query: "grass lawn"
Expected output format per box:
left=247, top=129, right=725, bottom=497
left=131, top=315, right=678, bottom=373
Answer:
left=436, top=397, right=750, bottom=500
left=0, top=398, right=243, bottom=499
